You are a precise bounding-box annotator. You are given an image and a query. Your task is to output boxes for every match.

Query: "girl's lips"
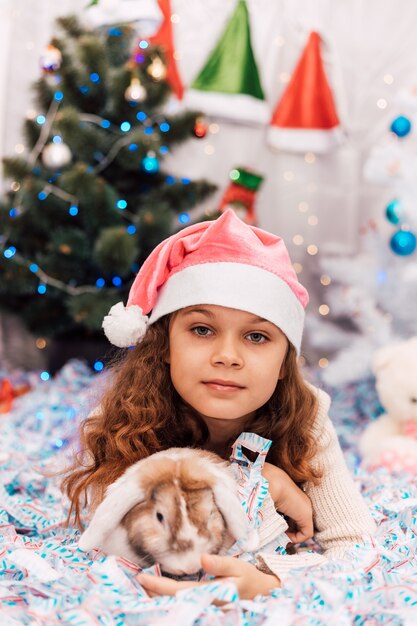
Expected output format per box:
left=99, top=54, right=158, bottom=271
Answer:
left=202, top=381, right=245, bottom=392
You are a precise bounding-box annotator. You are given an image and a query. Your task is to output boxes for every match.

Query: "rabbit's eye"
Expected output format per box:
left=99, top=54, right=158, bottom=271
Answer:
left=411, top=397, right=417, bottom=404
left=156, top=512, right=164, bottom=523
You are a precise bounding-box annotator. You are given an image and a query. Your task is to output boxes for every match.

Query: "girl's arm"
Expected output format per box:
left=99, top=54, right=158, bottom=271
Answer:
left=262, top=462, right=314, bottom=543
left=255, top=386, right=376, bottom=582
left=303, top=387, right=376, bottom=557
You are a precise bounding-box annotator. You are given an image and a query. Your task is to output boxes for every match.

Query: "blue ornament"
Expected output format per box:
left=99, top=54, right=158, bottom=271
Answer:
left=141, top=152, right=159, bottom=174
left=390, top=115, right=412, bottom=138
left=385, top=199, right=402, bottom=224
left=390, top=230, right=417, bottom=256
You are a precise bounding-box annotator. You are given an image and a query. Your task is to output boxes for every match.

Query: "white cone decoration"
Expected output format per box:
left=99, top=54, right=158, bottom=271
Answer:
left=102, top=302, right=149, bottom=347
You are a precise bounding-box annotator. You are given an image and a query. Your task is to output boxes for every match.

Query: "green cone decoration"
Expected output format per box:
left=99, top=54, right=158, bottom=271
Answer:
left=185, top=0, right=269, bottom=124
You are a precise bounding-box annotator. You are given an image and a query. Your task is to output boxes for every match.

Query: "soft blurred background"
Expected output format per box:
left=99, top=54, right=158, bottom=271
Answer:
left=1, top=0, right=417, bottom=385
left=1, top=5, right=417, bottom=619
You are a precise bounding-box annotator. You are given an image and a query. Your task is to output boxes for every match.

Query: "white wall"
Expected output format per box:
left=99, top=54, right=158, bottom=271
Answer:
left=0, top=0, right=86, bottom=165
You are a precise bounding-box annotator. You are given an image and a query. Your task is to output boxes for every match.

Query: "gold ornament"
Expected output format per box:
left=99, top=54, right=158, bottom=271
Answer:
left=124, top=77, right=147, bottom=103
left=146, top=56, right=166, bottom=82
left=75, top=310, right=88, bottom=322
left=143, top=211, right=155, bottom=225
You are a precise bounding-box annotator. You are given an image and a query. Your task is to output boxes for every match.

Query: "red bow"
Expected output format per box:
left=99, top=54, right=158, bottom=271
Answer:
left=0, top=379, right=31, bottom=414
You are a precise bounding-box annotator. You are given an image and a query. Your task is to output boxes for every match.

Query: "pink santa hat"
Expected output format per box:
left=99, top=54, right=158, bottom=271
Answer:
left=103, top=210, right=309, bottom=353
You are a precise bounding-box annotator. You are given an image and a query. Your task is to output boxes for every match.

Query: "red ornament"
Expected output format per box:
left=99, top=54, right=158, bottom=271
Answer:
left=193, top=117, right=207, bottom=138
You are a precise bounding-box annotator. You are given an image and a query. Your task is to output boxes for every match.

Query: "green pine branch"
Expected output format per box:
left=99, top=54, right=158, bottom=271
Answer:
left=0, top=13, right=217, bottom=342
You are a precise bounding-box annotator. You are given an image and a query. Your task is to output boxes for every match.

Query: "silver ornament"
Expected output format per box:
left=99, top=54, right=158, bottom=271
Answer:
left=42, top=142, right=72, bottom=169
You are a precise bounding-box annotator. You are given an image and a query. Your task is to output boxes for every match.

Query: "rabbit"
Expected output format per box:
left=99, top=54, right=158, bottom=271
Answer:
left=78, top=447, right=258, bottom=576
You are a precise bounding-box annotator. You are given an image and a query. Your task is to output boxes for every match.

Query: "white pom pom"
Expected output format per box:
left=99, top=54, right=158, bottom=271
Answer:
left=102, top=302, right=149, bottom=347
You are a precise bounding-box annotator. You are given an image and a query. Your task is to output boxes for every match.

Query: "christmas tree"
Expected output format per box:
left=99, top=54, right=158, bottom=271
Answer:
left=0, top=16, right=216, bottom=351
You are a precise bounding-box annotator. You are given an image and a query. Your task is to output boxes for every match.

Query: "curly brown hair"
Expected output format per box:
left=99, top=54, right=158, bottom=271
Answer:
left=62, top=314, right=321, bottom=528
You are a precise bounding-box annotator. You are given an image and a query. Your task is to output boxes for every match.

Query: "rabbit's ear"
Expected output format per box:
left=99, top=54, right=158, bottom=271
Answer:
left=78, top=463, right=145, bottom=552
left=208, top=466, right=258, bottom=552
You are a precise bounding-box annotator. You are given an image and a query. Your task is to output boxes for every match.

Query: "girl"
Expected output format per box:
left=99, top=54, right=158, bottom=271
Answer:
left=62, top=209, right=376, bottom=599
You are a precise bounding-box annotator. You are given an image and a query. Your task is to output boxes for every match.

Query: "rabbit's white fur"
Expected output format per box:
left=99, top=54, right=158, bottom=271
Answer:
left=78, top=448, right=258, bottom=575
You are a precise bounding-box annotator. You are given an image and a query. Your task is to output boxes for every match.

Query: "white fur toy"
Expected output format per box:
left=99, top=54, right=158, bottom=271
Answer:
left=359, top=337, right=417, bottom=473
left=78, top=448, right=258, bottom=576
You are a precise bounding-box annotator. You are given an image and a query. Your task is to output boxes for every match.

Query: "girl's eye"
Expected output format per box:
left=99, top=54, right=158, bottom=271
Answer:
left=247, top=332, right=268, bottom=343
left=192, top=326, right=213, bottom=337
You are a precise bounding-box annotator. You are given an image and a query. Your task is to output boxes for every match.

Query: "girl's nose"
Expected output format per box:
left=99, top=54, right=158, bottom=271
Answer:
left=211, top=337, right=243, bottom=368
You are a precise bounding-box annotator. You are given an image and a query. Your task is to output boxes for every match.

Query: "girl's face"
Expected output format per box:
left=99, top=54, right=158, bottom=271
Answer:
left=168, top=305, right=288, bottom=427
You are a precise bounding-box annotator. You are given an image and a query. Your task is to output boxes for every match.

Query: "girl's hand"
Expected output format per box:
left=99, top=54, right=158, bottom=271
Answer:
left=136, top=554, right=280, bottom=601
left=262, top=462, right=314, bottom=544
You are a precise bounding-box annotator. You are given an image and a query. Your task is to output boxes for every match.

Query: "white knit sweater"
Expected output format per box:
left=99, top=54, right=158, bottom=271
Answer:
left=254, top=384, right=376, bottom=583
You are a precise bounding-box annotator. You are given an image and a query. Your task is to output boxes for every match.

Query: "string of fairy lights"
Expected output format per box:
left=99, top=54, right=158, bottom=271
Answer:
left=3, top=9, right=410, bottom=374
left=2, top=36, right=210, bottom=299
left=1, top=30, right=216, bottom=373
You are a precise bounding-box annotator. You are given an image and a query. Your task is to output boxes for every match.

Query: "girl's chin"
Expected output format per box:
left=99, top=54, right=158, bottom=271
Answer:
left=196, top=409, right=255, bottom=424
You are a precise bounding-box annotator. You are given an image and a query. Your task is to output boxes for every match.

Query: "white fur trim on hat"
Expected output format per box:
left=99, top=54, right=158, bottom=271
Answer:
left=184, top=89, right=270, bottom=125
left=148, top=262, right=305, bottom=353
left=268, top=126, right=344, bottom=154
left=102, top=301, right=149, bottom=347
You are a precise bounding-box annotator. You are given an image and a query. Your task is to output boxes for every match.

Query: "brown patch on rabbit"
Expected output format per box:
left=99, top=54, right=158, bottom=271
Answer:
left=121, top=454, right=229, bottom=575
left=78, top=447, right=256, bottom=576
